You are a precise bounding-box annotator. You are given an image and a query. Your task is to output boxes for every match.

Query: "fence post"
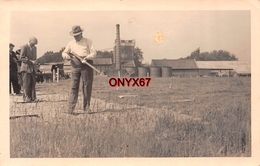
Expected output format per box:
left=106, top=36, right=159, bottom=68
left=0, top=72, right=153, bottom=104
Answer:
left=57, top=67, right=59, bottom=83
left=53, top=70, right=55, bottom=82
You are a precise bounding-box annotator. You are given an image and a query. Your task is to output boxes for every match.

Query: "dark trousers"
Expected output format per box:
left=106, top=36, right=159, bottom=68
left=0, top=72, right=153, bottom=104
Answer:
left=22, top=72, right=36, bottom=101
left=17, top=73, right=23, bottom=90
left=10, top=71, right=20, bottom=94
left=68, top=62, right=93, bottom=112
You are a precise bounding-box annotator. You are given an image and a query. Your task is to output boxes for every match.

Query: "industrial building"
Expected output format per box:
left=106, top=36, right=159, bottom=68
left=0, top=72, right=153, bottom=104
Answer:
left=113, top=39, right=135, bottom=64
left=151, top=59, right=251, bottom=77
left=195, top=61, right=251, bottom=77
left=151, top=59, right=198, bottom=77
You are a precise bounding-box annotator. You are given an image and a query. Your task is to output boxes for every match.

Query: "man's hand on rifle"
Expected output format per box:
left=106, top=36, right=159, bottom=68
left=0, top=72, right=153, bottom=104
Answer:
left=64, top=53, right=74, bottom=60
left=70, top=52, right=86, bottom=63
left=67, top=52, right=101, bottom=74
left=69, top=52, right=93, bottom=64
left=82, top=58, right=87, bottom=63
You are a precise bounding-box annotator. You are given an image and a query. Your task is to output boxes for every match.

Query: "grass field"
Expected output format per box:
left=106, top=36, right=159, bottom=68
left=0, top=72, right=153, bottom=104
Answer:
left=10, top=76, right=251, bottom=157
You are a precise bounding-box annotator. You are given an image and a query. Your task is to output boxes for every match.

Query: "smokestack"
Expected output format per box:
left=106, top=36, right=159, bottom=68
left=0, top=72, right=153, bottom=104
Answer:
left=116, top=24, right=121, bottom=70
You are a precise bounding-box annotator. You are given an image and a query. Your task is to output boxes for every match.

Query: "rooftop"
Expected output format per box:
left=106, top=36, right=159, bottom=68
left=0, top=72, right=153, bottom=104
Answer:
left=151, top=59, right=198, bottom=69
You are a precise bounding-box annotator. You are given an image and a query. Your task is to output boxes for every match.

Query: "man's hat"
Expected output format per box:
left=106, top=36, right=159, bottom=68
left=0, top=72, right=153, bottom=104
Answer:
left=29, top=37, right=38, bottom=45
left=70, top=25, right=84, bottom=36
left=9, top=43, right=15, bottom=47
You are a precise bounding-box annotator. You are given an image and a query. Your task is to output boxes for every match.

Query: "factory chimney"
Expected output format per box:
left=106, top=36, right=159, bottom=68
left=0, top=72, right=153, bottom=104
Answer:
left=115, top=24, right=121, bottom=70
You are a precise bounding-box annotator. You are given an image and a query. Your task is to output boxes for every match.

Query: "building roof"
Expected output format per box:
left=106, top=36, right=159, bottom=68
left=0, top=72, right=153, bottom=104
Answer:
left=151, top=59, right=198, bottom=69
left=121, top=60, right=136, bottom=68
left=195, top=61, right=233, bottom=70
left=93, top=58, right=112, bottom=65
left=151, top=59, right=251, bottom=74
left=196, top=61, right=251, bottom=74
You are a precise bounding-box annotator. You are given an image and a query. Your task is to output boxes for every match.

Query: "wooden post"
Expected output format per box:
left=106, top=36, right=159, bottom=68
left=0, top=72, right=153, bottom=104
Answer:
left=57, top=67, right=59, bottom=83
left=53, top=70, right=55, bottom=82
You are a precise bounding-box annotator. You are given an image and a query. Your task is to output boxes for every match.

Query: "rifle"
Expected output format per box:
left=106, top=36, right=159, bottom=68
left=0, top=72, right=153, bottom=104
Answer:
left=68, top=52, right=101, bottom=74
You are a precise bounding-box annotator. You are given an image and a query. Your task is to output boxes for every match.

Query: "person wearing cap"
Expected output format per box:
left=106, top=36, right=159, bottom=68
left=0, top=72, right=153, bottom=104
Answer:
left=9, top=43, right=21, bottom=95
left=62, top=25, right=96, bottom=115
left=20, top=37, right=39, bottom=102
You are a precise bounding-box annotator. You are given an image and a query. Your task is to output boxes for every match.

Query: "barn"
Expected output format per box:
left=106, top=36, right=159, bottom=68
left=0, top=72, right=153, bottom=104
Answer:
left=92, top=58, right=113, bottom=75
left=195, top=61, right=251, bottom=77
left=151, top=59, right=251, bottom=77
left=151, top=59, right=199, bottom=77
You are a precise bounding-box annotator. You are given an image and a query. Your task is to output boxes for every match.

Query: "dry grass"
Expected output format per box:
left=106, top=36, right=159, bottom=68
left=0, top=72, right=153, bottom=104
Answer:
left=10, top=76, right=251, bottom=157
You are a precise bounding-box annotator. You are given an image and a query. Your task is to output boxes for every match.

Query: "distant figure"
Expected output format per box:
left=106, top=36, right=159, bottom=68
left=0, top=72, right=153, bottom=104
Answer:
left=9, top=43, right=21, bottom=95
left=36, top=63, right=44, bottom=83
left=15, top=49, right=22, bottom=92
left=62, top=25, right=96, bottom=115
left=20, top=37, right=39, bottom=102
left=15, top=49, right=21, bottom=59
left=51, top=65, right=58, bottom=74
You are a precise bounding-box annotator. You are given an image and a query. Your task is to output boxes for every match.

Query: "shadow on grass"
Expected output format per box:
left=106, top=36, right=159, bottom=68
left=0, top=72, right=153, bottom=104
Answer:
left=63, top=108, right=138, bottom=116
left=89, top=108, right=138, bottom=114
left=14, top=100, right=67, bottom=104
left=10, top=114, right=40, bottom=120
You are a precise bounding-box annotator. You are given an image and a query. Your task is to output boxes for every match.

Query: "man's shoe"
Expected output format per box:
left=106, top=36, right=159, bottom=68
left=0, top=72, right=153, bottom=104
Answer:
left=15, top=92, right=23, bottom=96
left=84, top=107, right=92, bottom=113
left=32, top=99, right=42, bottom=102
left=68, top=111, right=79, bottom=116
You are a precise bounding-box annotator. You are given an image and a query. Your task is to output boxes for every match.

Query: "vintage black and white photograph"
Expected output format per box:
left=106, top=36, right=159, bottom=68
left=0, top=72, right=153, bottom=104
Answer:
left=8, top=10, right=252, bottom=158
left=1, top=0, right=260, bottom=165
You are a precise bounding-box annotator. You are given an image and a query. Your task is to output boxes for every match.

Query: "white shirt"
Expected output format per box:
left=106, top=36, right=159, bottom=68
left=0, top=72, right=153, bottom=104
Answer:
left=62, top=37, right=96, bottom=59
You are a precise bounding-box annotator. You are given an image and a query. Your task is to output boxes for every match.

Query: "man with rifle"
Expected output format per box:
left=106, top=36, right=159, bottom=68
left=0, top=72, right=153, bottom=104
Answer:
left=62, top=25, right=97, bottom=115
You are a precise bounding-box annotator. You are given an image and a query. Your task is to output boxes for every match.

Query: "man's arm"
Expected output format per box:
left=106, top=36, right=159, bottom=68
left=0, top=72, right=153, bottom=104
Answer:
left=70, top=52, right=101, bottom=74
left=85, top=39, right=96, bottom=59
left=20, top=45, right=29, bottom=63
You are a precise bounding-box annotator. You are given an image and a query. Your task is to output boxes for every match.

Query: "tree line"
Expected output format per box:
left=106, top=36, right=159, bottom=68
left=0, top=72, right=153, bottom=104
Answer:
left=183, top=47, right=238, bottom=61
left=36, top=47, right=144, bottom=66
left=36, top=46, right=237, bottom=65
left=36, top=47, right=65, bottom=64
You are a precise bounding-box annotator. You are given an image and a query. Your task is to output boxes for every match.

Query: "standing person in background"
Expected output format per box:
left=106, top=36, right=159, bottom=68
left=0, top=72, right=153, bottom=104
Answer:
left=9, top=43, right=21, bottom=95
left=20, top=37, right=39, bottom=102
left=15, top=49, right=22, bottom=93
left=51, top=65, right=58, bottom=74
left=51, top=65, right=58, bottom=80
left=62, top=25, right=96, bottom=115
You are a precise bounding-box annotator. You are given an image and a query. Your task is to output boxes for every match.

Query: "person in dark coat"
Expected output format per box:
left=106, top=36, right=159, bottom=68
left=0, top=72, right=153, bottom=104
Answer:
left=15, top=49, right=22, bottom=92
left=20, top=37, right=38, bottom=102
left=36, top=63, right=44, bottom=83
left=51, top=65, right=58, bottom=74
left=9, top=43, right=21, bottom=95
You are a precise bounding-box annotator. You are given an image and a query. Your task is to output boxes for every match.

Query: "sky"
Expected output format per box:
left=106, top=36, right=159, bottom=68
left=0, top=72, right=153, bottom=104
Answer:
left=10, top=10, right=251, bottom=63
